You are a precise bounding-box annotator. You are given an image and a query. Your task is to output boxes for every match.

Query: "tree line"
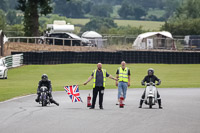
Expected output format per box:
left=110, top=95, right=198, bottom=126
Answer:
left=0, top=0, right=200, bottom=37
left=161, top=0, right=200, bottom=35
left=53, top=0, right=182, bottom=21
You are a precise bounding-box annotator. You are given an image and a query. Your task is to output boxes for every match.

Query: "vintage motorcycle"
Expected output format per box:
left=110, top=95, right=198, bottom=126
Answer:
left=39, top=86, right=50, bottom=106
left=144, top=82, right=158, bottom=108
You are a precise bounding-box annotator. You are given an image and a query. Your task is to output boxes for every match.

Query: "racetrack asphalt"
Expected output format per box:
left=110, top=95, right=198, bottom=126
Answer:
left=0, top=88, right=200, bottom=133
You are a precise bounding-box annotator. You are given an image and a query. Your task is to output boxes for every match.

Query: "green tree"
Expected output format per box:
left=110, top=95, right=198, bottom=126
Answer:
left=118, top=1, right=134, bottom=19
left=175, top=0, right=200, bottom=19
left=0, top=9, right=6, bottom=30
left=81, top=17, right=117, bottom=33
left=6, top=10, right=23, bottom=25
left=161, top=18, right=200, bottom=35
left=133, top=6, right=147, bottom=20
left=82, top=0, right=94, bottom=14
left=53, top=0, right=84, bottom=18
left=5, top=24, right=24, bottom=36
left=90, top=4, right=113, bottom=17
left=118, top=0, right=164, bottom=9
left=118, top=1, right=146, bottom=20
left=163, top=0, right=181, bottom=20
left=0, top=0, right=8, bottom=12
left=17, top=0, right=53, bottom=36
left=161, top=0, right=200, bottom=35
left=7, top=0, right=18, bottom=9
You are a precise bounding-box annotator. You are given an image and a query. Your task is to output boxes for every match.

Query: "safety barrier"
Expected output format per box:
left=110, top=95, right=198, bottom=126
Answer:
left=11, top=51, right=200, bottom=64
left=1, top=54, right=23, bottom=68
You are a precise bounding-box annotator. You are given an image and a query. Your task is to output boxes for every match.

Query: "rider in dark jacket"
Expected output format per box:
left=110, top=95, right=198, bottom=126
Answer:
left=35, top=74, right=59, bottom=106
left=139, top=68, right=162, bottom=109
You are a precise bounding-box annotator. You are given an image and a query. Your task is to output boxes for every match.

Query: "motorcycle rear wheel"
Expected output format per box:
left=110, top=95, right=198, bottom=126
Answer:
left=149, top=97, right=153, bottom=108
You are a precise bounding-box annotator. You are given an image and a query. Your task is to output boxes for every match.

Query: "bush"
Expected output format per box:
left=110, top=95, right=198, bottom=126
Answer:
left=81, top=17, right=117, bottom=33
left=161, top=18, right=200, bottom=35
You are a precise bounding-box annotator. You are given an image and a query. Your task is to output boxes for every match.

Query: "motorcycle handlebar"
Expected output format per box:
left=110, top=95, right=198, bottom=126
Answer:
left=146, top=82, right=156, bottom=86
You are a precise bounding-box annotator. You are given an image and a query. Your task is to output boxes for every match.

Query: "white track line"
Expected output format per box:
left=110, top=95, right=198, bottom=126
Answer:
left=0, top=94, right=35, bottom=104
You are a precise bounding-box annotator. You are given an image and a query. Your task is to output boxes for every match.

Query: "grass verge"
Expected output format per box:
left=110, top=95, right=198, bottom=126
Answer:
left=0, top=64, right=199, bottom=101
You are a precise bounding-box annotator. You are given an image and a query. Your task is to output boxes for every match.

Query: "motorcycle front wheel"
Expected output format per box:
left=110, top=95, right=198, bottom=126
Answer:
left=41, top=93, right=47, bottom=106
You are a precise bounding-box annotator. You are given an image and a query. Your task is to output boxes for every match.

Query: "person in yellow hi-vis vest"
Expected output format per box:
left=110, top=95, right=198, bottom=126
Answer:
left=84, top=63, right=118, bottom=109
left=116, top=61, right=131, bottom=105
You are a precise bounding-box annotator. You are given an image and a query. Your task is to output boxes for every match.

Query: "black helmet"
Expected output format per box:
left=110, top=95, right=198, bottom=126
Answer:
left=41, top=74, right=48, bottom=81
left=148, top=68, right=154, bottom=76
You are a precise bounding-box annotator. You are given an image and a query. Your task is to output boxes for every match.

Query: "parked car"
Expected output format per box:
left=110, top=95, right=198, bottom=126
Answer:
left=42, top=32, right=91, bottom=46
left=0, top=59, right=8, bottom=79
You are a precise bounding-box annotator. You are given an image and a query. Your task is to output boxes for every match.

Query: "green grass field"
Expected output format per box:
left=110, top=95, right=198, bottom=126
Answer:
left=0, top=64, right=200, bottom=102
left=71, top=18, right=164, bottom=31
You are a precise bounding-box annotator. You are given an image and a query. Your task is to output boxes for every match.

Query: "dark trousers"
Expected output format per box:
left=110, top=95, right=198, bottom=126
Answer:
left=37, top=91, right=53, bottom=99
left=36, top=91, right=57, bottom=104
left=92, top=86, right=104, bottom=108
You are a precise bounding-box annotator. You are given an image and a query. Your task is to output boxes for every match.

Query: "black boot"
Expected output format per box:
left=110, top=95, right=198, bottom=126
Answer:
left=54, top=101, right=59, bottom=106
left=158, top=99, right=163, bottom=109
left=50, top=98, right=59, bottom=106
left=139, top=100, right=143, bottom=108
left=35, top=95, right=40, bottom=102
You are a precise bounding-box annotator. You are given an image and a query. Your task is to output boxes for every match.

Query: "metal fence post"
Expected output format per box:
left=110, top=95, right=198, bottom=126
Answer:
left=124, top=36, right=127, bottom=45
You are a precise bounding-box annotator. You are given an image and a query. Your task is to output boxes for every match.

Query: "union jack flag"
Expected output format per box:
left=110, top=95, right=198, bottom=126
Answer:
left=64, top=85, right=83, bottom=102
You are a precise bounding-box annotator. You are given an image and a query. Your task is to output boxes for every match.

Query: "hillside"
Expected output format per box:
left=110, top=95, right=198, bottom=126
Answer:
left=71, top=19, right=164, bottom=31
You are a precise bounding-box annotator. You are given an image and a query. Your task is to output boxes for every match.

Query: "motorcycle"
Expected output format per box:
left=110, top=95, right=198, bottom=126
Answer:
left=144, top=82, right=158, bottom=108
left=39, top=86, right=50, bottom=106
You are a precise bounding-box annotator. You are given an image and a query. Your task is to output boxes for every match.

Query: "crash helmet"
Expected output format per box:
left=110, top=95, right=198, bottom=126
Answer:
left=41, top=74, right=48, bottom=81
left=147, top=68, right=154, bottom=76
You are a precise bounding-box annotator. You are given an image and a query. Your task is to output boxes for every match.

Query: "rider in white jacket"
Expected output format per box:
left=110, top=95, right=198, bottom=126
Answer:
left=139, top=68, right=162, bottom=109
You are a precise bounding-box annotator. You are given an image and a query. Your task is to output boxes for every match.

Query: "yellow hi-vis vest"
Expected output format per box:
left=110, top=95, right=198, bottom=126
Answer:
left=118, top=67, right=129, bottom=82
left=93, top=69, right=106, bottom=88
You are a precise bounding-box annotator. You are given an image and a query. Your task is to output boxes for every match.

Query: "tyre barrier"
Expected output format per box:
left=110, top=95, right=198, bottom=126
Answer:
left=1, top=54, right=23, bottom=68
left=11, top=51, right=200, bottom=64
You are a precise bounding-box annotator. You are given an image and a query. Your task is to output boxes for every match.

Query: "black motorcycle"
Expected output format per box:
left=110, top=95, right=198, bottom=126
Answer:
left=39, top=86, right=50, bottom=106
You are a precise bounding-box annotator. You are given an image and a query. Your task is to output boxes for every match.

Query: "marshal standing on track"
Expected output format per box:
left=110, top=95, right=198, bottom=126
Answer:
left=84, top=63, right=118, bottom=109
left=115, top=61, right=130, bottom=105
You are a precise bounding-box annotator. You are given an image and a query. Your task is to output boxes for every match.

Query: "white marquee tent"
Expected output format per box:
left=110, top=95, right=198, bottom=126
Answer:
left=82, top=31, right=102, bottom=38
left=81, top=31, right=103, bottom=47
left=133, top=31, right=173, bottom=49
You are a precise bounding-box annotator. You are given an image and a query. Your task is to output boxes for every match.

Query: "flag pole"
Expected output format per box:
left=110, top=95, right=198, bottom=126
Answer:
left=77, top=84, right=84, bottom=86
left=77, top=84, right=84, bottom=103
